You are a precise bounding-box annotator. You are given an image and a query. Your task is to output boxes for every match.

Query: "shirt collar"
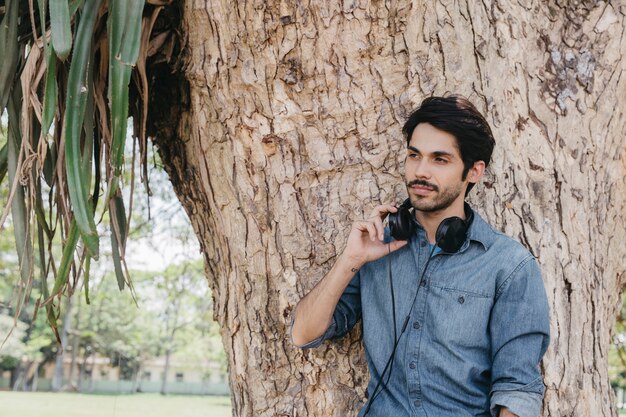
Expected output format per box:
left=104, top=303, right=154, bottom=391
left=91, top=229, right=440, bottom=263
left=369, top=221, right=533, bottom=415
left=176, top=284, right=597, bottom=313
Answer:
left=408, top=202, right=495, bottom=251
left=465, top=204, right=496, bottom=250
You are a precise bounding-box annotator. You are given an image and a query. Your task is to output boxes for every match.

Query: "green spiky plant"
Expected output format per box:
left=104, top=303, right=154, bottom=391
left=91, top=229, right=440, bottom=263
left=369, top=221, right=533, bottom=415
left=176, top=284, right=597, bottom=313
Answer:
left=0, top=0, right=176, bottom=340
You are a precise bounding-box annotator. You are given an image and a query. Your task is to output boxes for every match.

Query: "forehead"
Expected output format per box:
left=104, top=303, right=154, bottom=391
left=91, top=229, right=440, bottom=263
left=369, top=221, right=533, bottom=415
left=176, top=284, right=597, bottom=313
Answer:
left=408, top=123, right=460, bottom=157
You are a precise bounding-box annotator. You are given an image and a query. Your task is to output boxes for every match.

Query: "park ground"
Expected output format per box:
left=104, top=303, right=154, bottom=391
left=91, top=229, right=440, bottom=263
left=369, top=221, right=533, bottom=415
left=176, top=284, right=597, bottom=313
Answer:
left=0, top=391, right=231, bottom=417
left=1, top=391, right=624, bottom=416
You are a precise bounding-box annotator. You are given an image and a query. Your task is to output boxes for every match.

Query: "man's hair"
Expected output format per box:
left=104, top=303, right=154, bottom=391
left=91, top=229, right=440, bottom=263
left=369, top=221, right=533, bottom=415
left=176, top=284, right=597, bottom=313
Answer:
left=402, top=95, right=495, bottom=195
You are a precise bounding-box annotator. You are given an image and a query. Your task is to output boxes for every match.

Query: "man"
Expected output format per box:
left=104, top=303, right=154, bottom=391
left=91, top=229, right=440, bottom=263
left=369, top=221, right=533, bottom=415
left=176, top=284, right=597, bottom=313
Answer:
left=291, top=95, right=550, bottom=417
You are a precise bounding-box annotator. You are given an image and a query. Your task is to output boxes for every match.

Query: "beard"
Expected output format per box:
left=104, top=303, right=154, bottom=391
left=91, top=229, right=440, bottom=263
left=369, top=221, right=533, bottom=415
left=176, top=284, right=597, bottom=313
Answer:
left=407, top=179, right=464, bottom=213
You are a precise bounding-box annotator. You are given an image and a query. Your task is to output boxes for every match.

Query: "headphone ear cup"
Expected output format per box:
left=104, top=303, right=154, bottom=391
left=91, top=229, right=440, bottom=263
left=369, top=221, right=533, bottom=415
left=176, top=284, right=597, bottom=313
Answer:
left=389, top=199, right=416, bottom=241
left=435, top=217, right=467, bottom=253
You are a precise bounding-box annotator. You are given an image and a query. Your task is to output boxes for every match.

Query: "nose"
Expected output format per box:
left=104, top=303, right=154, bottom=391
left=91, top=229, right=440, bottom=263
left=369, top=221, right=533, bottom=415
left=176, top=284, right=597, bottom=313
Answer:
left=410, top=158, right=431, bottom=179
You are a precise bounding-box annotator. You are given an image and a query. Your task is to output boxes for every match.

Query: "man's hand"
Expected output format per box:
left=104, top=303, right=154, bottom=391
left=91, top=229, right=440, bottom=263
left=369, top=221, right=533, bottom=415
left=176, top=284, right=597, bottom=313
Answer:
left=342, top=204, right=408, bottom=267
left=499, top=408, right=518, bottom=417
left=291, top=203, right=409, bottom=347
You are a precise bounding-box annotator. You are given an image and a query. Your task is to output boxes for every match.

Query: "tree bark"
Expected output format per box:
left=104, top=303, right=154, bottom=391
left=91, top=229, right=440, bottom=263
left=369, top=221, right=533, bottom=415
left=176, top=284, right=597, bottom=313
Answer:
left=160, top=346, right=172, bottom=395
left=68, top=297, right=82, bottom=388
left=52, top=297, right=73, bottom=392
left=152, top=1, right=626, bottom=416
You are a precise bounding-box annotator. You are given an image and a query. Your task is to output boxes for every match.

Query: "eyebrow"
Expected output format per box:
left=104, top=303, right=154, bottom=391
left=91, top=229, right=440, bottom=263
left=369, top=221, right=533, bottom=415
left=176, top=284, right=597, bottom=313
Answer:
left=407, top=146, right=455, bottom=158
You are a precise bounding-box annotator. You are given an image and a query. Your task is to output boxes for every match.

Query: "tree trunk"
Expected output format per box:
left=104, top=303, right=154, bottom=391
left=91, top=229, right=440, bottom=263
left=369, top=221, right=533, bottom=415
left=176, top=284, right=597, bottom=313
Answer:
left=78, top=350, right=90, bottom=392
left=52, top=297, right=73, bottom=391
left=160, top=346, right=172, bottom=396
left=132, top=363, right=142, bottom=393
left=151, top=1, right=626, bottom=416
left=68, top=298, right=81, bottom=388
left=9, top=366, right=19, bottom=390
left=11, top=363, right=21, bottom=391
left=31, top=362, right=39, bottom=392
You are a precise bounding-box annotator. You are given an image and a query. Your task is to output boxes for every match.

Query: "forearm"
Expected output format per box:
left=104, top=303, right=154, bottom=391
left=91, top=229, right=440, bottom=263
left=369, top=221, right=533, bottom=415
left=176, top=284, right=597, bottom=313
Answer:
left=292, top=203, right=408, bottom=347
left=499, top=408, right=518, bottom=417
left=291, top=254, right=360, bottom=346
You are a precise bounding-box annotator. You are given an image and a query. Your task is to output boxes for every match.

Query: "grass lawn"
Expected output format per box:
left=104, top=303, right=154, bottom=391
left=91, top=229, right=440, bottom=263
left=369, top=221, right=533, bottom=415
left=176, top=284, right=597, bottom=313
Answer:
left=0, top=391, right=232, bottom=417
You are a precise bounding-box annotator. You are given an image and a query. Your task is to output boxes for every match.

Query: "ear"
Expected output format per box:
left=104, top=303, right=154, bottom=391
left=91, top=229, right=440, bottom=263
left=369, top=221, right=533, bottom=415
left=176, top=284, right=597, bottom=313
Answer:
left=466, top=160, right=485, bottom=184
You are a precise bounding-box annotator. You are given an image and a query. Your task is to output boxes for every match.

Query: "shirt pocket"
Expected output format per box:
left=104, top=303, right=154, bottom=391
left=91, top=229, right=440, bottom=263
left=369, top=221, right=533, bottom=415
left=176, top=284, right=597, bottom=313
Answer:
left=426, top=285, right=494, bottom=350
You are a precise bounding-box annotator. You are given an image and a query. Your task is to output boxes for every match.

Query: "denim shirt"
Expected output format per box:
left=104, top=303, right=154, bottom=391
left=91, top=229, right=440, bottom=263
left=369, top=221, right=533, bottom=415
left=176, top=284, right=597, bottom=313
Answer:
left=298, top=207, right=550, bottom=417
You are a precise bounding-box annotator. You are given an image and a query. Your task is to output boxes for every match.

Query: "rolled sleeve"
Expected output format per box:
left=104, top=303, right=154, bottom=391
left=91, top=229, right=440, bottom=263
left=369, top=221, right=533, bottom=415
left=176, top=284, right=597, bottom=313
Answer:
left=490, top=389, right=543, bottom=417
left=293, top=315, right=339, bottom=349
left=489, top=256, right=550, bottom=417
left=292, top=271, right=362, bottom=349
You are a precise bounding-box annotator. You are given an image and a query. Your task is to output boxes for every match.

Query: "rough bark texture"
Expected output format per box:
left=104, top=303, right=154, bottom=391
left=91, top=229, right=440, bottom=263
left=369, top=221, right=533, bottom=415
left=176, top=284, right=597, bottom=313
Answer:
left=152, top=1, right=626, bottom=416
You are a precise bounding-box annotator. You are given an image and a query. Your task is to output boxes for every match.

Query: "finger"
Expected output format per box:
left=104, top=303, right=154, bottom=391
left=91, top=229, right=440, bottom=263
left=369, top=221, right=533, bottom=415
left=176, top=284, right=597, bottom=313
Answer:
left=352, top=221, right=377, bottom=241
left=369, top=204, right=399, bottom=219
left=364, top=221, right=378, bottom=241
left=388, top=240, right=408, bottom=253
left=372, top=215, right=385, bottom=241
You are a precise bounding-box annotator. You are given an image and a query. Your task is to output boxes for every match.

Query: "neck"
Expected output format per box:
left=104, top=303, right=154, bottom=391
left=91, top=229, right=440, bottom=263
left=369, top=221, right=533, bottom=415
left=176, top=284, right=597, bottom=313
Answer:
left=415, top=198, right=466, bottom=244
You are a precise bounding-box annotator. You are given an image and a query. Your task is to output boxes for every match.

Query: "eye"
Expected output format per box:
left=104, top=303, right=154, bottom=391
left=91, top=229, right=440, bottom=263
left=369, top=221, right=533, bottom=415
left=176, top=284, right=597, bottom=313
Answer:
left=434, top=157, right=448, bottom=164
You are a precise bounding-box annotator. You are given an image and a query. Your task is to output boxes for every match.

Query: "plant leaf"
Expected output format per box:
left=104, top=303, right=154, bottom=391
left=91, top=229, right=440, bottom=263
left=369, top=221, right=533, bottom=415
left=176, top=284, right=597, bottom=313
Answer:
left=38, top=0, right=59, bottom=139
left=107, top=0, right=145, bottom=200
left=0, top=143, right=8, bottom=185
left=36, top=183, right=50, bottom=291
left=81, top=35, right=96, bottom=198
left=110, top=192, right=128, bottom=290
left=108, top=61, right=131, bottom=188
left=51, top=219, right=80, bottom=295
left=43, top=140, right=57, bottom=186
left=41, top=50, right=58, bottom=138
left=84, top=255, right=91, bottom=304
left=108, top=0, right=125, bottom=61
left=64, top=0, right=102, bottom=258
left=39, top=250, right=60, bottom=343
left=119, top=0, right=145, bottom=65
left=0, top=0, right=20, bottom=111
left=7, top=86, right=35, bottom=289
left=49, top=0, right=73, bottom=60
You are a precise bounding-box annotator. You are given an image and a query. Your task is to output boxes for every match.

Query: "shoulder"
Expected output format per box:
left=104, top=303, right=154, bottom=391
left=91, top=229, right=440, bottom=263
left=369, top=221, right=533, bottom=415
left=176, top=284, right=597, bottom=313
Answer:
left=470, top=209, right=534, bottom=262
left=469, top=209, right=541, bottom=290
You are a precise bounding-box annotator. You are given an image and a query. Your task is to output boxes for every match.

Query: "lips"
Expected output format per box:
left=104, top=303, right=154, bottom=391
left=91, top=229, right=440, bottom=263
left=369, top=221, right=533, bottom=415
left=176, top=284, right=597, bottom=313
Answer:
left=410, top=184, right=435, bottom=196
left=407, top=180, right=438, bottom=196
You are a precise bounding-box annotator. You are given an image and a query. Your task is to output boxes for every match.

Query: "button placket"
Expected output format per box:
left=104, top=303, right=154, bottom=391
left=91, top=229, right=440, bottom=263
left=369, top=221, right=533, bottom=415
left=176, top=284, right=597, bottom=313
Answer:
left=406, top=232, right=441, bottom=411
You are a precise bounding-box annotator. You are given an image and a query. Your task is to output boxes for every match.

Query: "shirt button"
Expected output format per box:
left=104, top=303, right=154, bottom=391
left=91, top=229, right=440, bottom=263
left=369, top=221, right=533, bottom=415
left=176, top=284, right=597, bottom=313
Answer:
left=409, top=362, right=416, bottom=369
left=420, top=240, right=427, bottom=247
left=414, top=400, right=421, bottom=407
left=458, top=296, right=465, bottom=304
left=420, top=279, right=427, bottom=287
left=413, top=321, right=420, bottom=330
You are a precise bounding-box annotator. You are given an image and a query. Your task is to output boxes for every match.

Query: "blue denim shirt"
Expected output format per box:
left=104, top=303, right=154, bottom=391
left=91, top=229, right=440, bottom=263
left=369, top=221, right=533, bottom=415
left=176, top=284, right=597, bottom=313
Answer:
left=299, top=207, right=550, bottom=417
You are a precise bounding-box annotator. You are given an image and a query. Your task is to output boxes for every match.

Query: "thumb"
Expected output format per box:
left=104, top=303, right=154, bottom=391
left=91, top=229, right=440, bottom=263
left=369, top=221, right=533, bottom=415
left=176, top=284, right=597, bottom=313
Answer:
left=388, top=240, right=409, bottom=253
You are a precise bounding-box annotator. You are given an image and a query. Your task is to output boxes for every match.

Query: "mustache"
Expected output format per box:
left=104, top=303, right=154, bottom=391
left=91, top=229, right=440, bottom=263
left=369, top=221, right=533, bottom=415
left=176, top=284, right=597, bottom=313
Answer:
left=407, top=179, right=439, bottom=192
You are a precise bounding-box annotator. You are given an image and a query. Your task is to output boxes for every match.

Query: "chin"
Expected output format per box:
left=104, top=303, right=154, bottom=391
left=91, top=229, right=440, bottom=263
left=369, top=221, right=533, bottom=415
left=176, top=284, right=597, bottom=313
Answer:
left=410, top=198, right=454, bottom=213
left=410, top=198, right=435, bottom=212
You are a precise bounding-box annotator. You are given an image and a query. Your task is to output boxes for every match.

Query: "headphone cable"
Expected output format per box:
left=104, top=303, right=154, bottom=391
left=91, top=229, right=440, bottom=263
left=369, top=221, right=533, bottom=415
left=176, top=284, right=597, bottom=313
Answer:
left=362, top=244, right=437, bottom=416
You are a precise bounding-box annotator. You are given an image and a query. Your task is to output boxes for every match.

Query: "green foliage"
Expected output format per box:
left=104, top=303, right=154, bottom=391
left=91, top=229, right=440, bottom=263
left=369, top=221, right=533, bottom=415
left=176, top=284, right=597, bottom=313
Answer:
left=63, top=0, right=103, bottom=257
left=0, top=0, right=165, bottom=334
left=0, top=1, right=225, bottom=389
left=0, top=312, right=26, bottom=369
left=0, top=354, right=19, bottom=370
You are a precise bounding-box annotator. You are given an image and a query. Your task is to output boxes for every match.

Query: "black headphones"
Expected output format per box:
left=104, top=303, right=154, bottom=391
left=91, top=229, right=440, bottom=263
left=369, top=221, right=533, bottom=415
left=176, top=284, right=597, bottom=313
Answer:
left=388, top=198, right=473, bottom=252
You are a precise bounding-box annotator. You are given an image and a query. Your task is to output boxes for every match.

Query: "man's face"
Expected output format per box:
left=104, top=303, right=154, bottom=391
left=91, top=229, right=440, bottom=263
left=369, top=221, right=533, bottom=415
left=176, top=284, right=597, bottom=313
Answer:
left=404, top=123, right=469, bottom=213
